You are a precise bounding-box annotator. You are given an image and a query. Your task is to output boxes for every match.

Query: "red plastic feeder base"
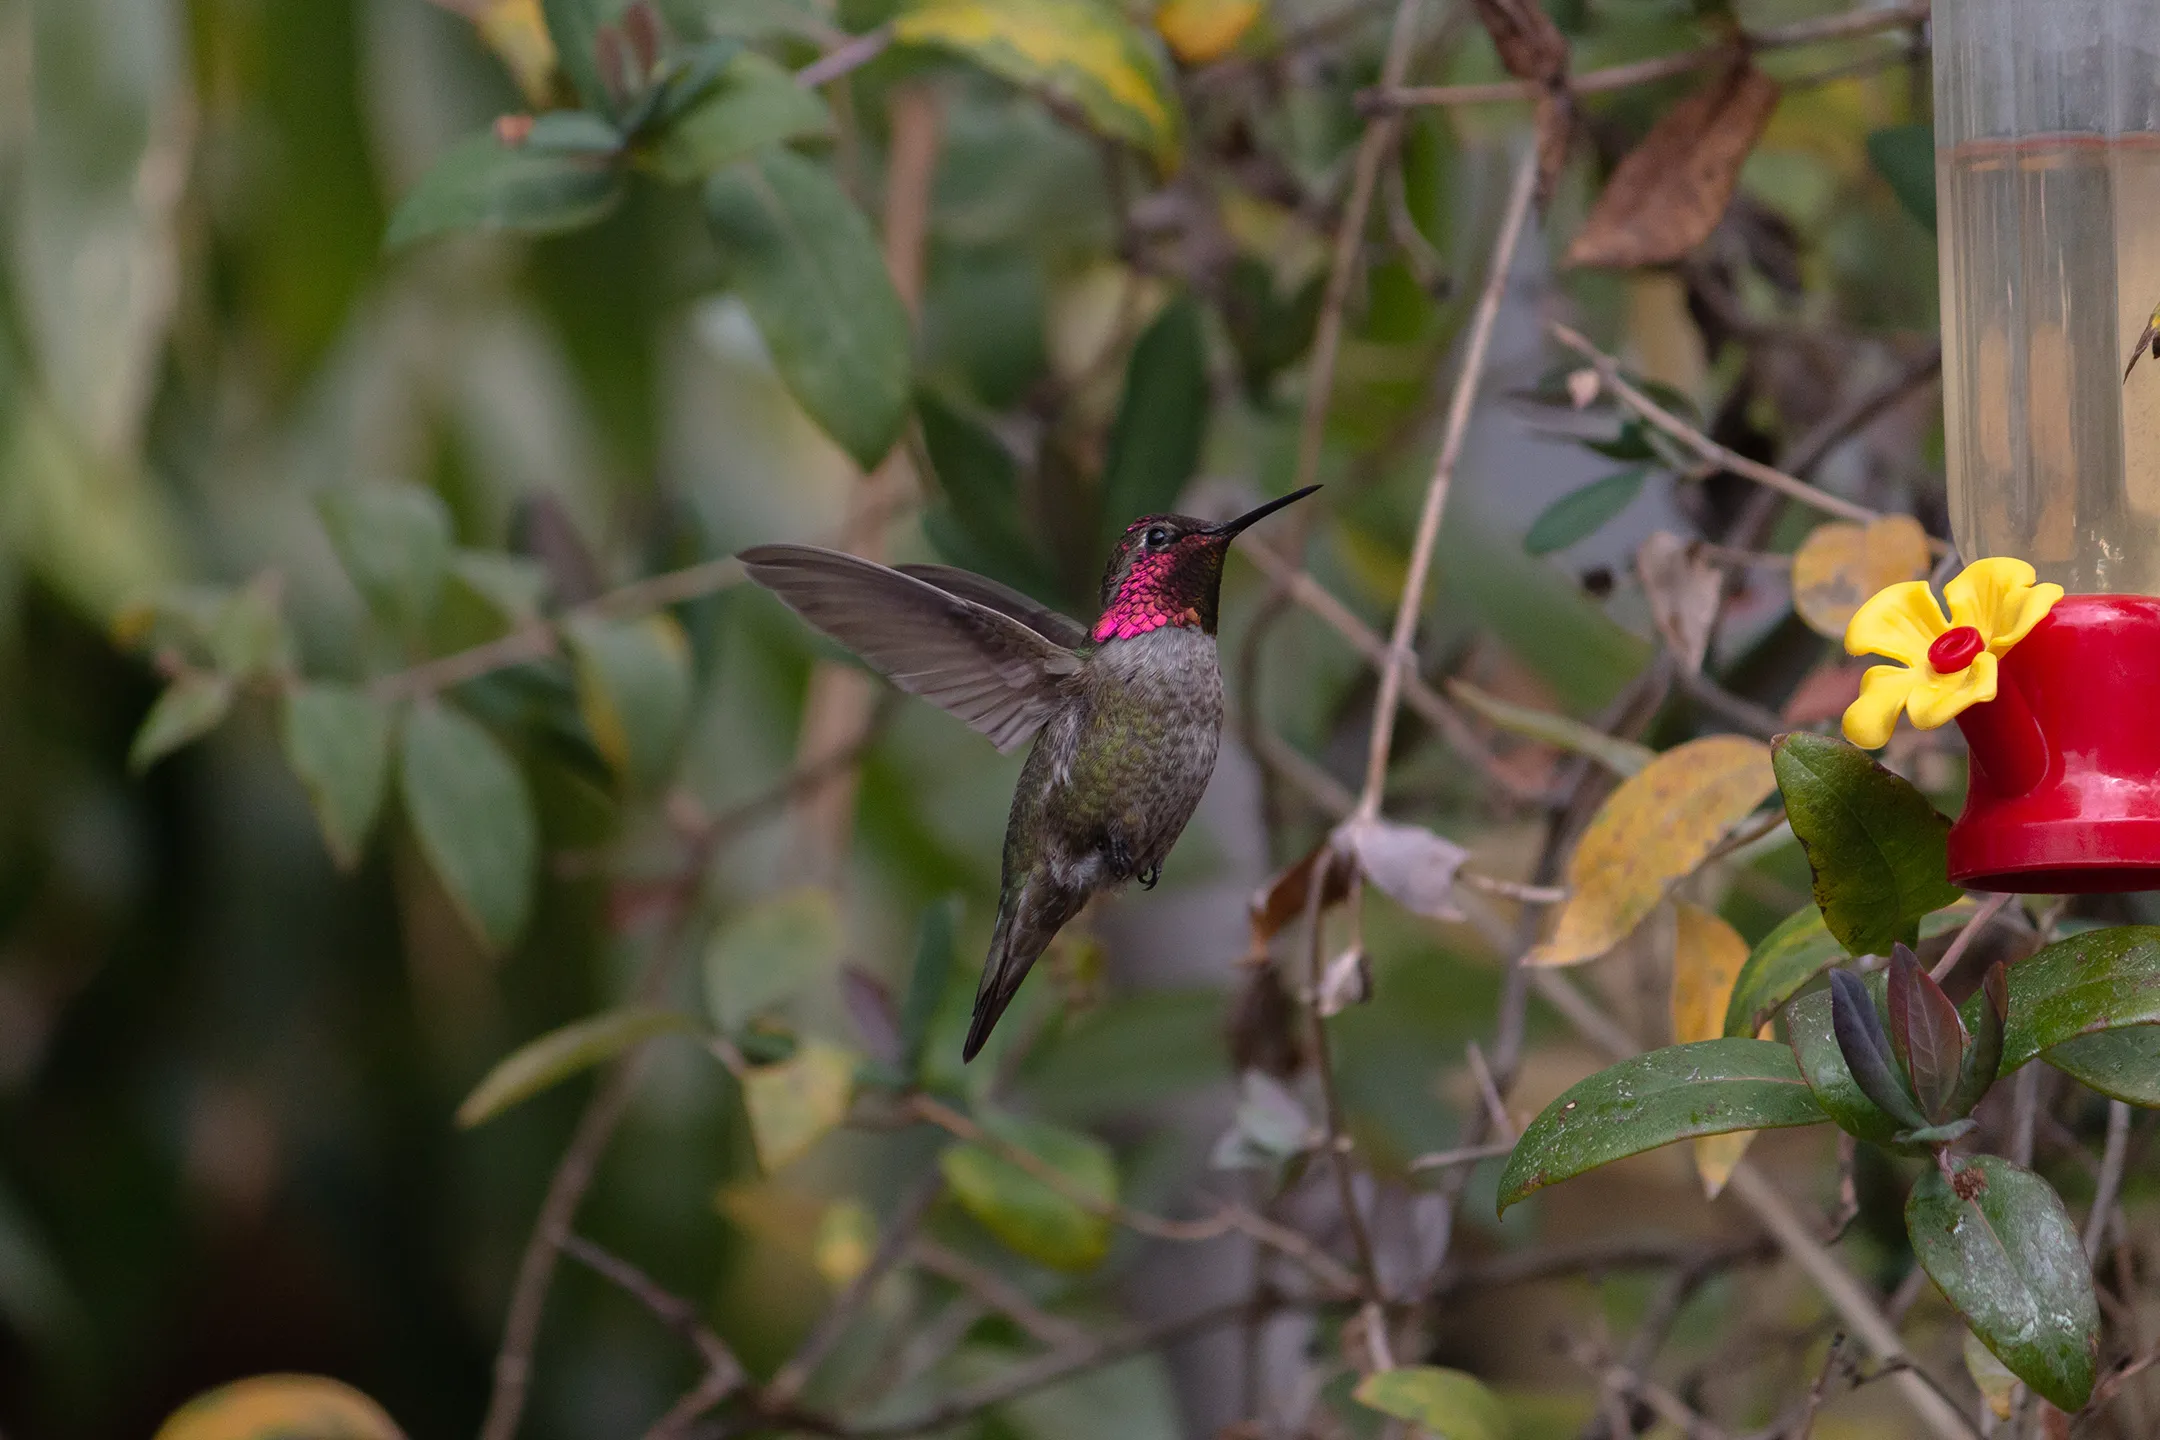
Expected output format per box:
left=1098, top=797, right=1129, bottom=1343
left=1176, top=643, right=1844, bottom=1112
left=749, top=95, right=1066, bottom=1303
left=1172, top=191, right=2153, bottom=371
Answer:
left=1951, top=594, right=2160, bottom=892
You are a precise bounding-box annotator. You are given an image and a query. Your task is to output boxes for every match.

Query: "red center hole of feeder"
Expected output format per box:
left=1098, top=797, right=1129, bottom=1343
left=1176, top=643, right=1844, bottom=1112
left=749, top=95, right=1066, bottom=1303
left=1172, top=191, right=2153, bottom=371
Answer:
left=1928, top=625, right=1985, bottom=672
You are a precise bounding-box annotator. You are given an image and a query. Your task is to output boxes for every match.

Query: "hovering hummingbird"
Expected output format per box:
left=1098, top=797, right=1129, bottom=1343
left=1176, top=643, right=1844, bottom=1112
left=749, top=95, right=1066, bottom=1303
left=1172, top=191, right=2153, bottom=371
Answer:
left=742, top=485, right=1320, bottom=1061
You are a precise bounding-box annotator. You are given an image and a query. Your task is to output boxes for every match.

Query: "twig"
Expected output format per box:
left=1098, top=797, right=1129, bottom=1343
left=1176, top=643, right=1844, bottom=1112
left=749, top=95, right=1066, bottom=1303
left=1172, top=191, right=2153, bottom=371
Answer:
left=1370, top=2, right=1931, bottom=110
left=1792, top=1334, right=1846, bottom=1440
left=2085, top=1100, right=2132, bottom=1263
left=479, top=1052, right=653, bottom=1440
left=1236, top=539, right=1542, bottom=802
left=1433, top=1232, right=1773, bottom=1292
left=795, top=25, right=893, bottom=89
left=1565, top=1334, right=1731, bottom=1440
left=1459, top=872, right=1566, bottom=904
left=762, top=1295, right=1286, bottom=1439
left=1355, top=147, right=1540, bottom=816
left=559, top=1234, right=746, bottom=1438
left=1464, top=1040, right=1516, bottom=1141
left=1407, top=1138, right=1516, bottom=1173
left=1549, top=323, right=1900, bottom=532
left=1301, top=847, right=1383, bottom=1305
left=905, top=1093, right=1363, bottom=1296
left=908, top=1236, right=1090, bottom=1349
left=1931, top=891, right=2013, bottom=983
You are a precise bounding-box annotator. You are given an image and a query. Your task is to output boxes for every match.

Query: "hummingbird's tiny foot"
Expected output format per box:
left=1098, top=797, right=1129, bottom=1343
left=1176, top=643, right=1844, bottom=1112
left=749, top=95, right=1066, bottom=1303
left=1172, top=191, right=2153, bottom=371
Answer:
left=1139, top=864, right=1160, bottom=890
left=1108, top=834, right=1135, bottom=880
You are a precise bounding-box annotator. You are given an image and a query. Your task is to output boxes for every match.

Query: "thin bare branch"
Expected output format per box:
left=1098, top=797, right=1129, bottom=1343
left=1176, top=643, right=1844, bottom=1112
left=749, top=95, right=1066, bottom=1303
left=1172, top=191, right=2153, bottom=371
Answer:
left=1371, top=2, right=1930, bottom=110
left=1549, top=323, right=1909, bottom=533
left=1356, top=148, right=1540, bottom=816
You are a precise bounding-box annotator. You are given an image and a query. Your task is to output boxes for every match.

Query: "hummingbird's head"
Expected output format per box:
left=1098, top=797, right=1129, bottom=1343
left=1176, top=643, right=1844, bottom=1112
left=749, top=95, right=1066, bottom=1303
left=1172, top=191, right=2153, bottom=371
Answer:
left=1092, top=486, right=1319, bottom=643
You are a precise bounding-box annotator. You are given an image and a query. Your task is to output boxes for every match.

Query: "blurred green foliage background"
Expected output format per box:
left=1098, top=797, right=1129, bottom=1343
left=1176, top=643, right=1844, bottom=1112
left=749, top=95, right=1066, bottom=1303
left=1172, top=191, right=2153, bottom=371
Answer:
left=0, top=0, right=2021, bottom=1436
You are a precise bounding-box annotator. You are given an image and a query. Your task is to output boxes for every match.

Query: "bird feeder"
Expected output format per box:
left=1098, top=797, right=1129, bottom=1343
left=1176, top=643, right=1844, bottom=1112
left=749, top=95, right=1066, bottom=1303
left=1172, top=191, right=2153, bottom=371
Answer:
left=1846, top=0, right=2160, bottom=890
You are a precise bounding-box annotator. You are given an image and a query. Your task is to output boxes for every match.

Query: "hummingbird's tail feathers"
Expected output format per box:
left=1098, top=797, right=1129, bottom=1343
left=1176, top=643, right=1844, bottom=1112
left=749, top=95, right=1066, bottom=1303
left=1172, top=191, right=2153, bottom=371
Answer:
left=740, top=545, right=1080, bottom=753
left=962, top=876, right=1084, bottom=1063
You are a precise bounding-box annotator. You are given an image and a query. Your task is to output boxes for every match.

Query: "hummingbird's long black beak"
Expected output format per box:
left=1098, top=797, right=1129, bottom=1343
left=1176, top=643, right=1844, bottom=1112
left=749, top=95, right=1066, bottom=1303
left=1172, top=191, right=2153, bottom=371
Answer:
left=1206, top=484, right=1321, bottom=541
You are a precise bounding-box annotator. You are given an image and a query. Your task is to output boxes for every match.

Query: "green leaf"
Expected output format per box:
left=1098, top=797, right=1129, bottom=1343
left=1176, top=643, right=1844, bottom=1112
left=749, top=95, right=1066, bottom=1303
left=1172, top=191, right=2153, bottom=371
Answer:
left=1867, top=123, right=1936, bottom=234
left=939, top=1112, right=1116, bottom=1271
left=1947, top=963, right=2009, bottom=1117
left=399, top=701, right=539, bottom=952
left=1524, top=466, right=1650, bottom=556
left=565, top=612, right=692, bottom=791
left=541, top=0, right=619, bottom=113
left=385, top=129, right=624, bottom=248
left=1723, top=904, right=1971, bottom=1040
left=1446, top=679, right=1654, bottom=776
left=642, top=51, right=830, bottom=183
left=456, top=1006, right=693, bottom=1126
left=280, top=684, right=393, bottom=869
left=128, top=672, right=234, bottom=775
left=1496, top=1038, right=1824, bottom=1215
left=893, top=0, right=1183, bottom=171
left=1771, top=733, right=1964, bottom=956
left=1906, top=1155, right=2097, bottom=1411
left=741, top=1037, right=858, bottom=1172
left=704, top=149, right=913, bottom=470
left=704, top=887, right=844, bottom=1032
left=1099, top=295, right=1207, bottom=545
left=206, top=575, right=289, bottom=679
left=317, top=481, right=454, bottom=636
left=917, top=395, right=1058, bottom=600
left=2002, top=926, right=2160, bottom=1073
left=1353, top=1367, right=1509, bottom=1440
left=901, top=896, right=960, bottom=1080
left=2044, top=1028, right=2160, bottom=1106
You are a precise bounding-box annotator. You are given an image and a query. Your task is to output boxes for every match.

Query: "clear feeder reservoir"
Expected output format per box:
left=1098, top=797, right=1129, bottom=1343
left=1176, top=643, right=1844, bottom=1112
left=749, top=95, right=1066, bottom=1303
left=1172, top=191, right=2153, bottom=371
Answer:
left=1936, top=0, right=2160, bottom=593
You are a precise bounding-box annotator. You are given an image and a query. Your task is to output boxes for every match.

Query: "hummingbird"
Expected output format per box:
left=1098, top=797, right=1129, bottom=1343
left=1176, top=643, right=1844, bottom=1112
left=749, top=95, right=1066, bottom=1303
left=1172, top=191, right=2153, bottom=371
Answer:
left=741, top=484, right=1319, bottom=1061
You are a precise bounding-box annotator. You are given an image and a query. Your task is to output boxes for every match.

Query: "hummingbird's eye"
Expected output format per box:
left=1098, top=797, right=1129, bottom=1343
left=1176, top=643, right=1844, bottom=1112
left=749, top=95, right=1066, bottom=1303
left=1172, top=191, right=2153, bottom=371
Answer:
left=1145, top=526, right=1170, bottom=549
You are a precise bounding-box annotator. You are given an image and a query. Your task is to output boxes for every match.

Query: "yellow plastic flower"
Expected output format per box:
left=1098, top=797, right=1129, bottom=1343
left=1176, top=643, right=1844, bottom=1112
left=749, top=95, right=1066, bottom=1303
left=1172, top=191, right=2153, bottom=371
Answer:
left=1840, top=558, right=2062, bottom=748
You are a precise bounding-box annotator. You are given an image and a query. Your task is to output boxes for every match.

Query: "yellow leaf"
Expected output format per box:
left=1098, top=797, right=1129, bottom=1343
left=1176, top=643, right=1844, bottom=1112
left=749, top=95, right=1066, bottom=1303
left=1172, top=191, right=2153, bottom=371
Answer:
left=1790, top=515, right=1931, bottom=639
left=153, top=1375, right=404, bottom=1440
left=1691, top=1131, right=1752, bottom=1199
left=813, top=1198, right=878, bottom=1287
left=1529, top=736, right=1776, bottom=968
left=742, top=1038, right=857, bottom=1172
left=1964, top=1326, right=2020, bottom=1420
left=1155, top=0, right=1261, bottom=64
left=475, top=0, right=561, bottom=108
left=1670, top=901, right=1750, bottom=1045
left=1671, top=900, right=1758, bottom=1197
left=894, top=0, right=1183, bottom=171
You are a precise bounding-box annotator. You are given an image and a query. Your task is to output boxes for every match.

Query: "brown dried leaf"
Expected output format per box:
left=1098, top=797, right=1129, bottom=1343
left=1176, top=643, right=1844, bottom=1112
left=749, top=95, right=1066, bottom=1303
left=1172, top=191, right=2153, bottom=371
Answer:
left=1226, top=960, right=1304, bottom=1078
left=1636, top=531, right=1721, bottom=675
left=1564, top=62, right=1781, bottom=270
left=1467, top=0, right=1568, bottom=84
left=1248, top=842, right=1352, bottom=947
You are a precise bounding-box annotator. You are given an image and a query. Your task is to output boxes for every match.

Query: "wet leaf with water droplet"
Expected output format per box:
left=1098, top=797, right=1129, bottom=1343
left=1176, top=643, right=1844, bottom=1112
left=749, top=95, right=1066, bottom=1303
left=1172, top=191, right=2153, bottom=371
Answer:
left=1497, top=1037, right=1825, bottom=1215
left=1907, top=1154, right=2097, bottom=1412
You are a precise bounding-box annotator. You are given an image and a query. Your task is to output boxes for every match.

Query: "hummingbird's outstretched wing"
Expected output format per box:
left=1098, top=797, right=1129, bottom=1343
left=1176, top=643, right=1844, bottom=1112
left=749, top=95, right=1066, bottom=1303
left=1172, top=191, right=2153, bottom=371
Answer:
left=742, top=545, right=1082, bottom=753
left=893, top=564, right=1089, bottom=650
